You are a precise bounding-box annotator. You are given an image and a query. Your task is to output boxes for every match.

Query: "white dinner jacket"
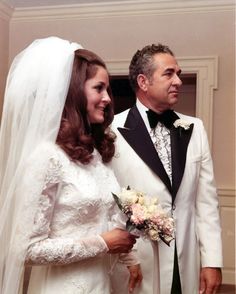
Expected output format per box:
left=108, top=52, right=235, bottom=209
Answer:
left=110, top=106, right=223, bottom=294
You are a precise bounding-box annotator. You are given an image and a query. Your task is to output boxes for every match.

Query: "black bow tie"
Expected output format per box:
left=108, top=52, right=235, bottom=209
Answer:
left=146, top=109, right=178, bottom=129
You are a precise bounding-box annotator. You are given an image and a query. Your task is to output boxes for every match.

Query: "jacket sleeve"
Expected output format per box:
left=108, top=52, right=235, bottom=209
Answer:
left=195, top=121, right=223, bottom=267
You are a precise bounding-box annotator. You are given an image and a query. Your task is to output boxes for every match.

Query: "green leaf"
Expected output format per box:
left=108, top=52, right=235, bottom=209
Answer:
left=112, top=192, right=123, bottom=210
left=126, top=220, right=136, bottom=232
left=159, top=234, right=172, bottom=247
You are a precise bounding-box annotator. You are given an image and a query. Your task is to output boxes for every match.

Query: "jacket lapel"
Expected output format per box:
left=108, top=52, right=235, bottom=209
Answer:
left=118, top=106, right=172, bottom=194
left=170, top=123, right=194, bottom=201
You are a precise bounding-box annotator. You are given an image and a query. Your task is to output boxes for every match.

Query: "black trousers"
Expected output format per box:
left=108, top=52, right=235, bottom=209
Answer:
left=170, top=245, right=182, bottom=294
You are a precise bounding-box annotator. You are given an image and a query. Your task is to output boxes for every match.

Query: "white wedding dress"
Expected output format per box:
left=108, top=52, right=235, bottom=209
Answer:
left=24, top=142, right=123, bottom=294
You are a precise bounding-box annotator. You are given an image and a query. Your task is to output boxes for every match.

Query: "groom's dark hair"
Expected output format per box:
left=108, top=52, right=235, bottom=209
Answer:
left=129, top=43, right=174, bottom=92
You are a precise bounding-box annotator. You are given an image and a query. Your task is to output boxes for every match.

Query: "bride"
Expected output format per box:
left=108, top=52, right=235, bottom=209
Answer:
left=0, top=37, right=142, bottom=294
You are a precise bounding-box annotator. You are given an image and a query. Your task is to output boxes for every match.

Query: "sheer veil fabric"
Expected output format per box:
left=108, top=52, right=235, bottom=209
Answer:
left=0, top=37, right=82, bottom=293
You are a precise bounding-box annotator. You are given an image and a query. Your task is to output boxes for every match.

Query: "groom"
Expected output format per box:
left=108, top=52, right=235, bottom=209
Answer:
left=111, top=44, right=223, bottom=294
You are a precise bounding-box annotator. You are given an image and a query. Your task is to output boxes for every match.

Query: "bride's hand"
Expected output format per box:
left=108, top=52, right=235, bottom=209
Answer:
left=101, top=228, right=137, bottom=254
left=127, top=264, right=143, bottom=293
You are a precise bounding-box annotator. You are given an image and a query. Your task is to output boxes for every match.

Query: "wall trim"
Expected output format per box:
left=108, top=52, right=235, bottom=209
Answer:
left=106, top=56, right=218, bottom=148
left=219, top=187, right=235, bottom=285
left=11, top=0, right=235, bottom=21
left=218, top=188, right=236, bottom=197
left=222, top=269, right=236, bottom=285
left=0, top=2, right=13, bottom=21
left=218, top=188, right=236, bottom=207
left=179, top=56, right=218, bottom=148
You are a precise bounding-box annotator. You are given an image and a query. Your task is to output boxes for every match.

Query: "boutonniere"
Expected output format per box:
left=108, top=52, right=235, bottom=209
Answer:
left=173, top=119, right=191, bottom=130
left=173, top=119, right=191, bottom=136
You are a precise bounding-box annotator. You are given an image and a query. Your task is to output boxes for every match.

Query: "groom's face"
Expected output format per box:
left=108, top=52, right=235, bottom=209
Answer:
left=145, top=53, right=182, bottom=112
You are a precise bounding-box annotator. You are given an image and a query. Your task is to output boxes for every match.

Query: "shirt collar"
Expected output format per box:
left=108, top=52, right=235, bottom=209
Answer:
left=136, top=98, right=151, bottom=132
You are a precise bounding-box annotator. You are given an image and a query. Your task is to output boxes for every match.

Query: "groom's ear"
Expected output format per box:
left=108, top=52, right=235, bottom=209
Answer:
left=137, top=74, right=149, bottom=92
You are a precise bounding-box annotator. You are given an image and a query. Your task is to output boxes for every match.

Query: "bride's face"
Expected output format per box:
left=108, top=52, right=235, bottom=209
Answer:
left=85, top=66, right=111, bottom=124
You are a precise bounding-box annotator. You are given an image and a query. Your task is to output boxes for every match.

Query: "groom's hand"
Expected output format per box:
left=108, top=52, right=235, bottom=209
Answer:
left=199, top=267, right=222, bottom=294
left=101, top=228, right=137, bottom=253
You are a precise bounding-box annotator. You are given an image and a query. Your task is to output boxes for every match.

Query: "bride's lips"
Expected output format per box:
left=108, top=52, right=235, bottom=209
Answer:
left=97, top=106, right=105, bottom=112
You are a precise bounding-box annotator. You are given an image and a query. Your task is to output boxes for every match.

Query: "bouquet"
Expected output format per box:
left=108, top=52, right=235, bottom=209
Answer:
left=112, top=187, right=175, bottom=246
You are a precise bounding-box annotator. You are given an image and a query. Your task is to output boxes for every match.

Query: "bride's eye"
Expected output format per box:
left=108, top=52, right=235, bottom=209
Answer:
left=94, top=84, right=104, bottom=93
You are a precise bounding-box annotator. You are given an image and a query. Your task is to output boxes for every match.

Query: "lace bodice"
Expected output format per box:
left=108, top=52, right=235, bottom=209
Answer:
left=25, top=142, right=120, bottom=266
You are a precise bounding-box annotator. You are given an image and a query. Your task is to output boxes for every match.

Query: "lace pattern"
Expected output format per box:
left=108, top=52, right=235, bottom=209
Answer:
left=26, top=235, right=108, bottom=265
left=25, top=142, right=118, bottom=266
left=19, top=142, right=139, bottom=293
left=62, top=278, right=87, bottom=293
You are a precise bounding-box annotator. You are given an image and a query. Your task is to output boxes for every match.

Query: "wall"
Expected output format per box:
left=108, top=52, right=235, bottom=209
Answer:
left=0, top=2, right=11, bottom=118
left=4, top=0, right=236, bottom=284
left=8, top=1, right=235, bottom=185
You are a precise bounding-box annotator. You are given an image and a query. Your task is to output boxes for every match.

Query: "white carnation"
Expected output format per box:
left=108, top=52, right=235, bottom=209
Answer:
left=173, top=119, right=191, bottom=130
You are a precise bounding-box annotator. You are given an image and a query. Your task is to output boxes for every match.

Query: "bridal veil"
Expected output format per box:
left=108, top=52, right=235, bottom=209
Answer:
left=0, top=36, right=82, bottom=293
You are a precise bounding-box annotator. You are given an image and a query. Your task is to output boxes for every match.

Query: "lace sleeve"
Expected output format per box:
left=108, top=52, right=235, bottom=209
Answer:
left=26, top=185, right=108, bottom=266
left=25, top=148, right=108, bottom=266
left=26, top=234, right=108, bottom=266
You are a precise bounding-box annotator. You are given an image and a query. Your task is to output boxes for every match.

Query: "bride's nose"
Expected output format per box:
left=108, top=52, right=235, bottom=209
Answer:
left=102, top=90, right=111, bottom=104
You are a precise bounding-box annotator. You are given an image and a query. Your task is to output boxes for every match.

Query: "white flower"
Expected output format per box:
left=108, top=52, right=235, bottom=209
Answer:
left=148, top=229, right=160, bottom=241
left=119, top=188, right=143, bottom=205
left=173, top=119, right=191, bottom=130
left=112, top=187, right=175, bottom=246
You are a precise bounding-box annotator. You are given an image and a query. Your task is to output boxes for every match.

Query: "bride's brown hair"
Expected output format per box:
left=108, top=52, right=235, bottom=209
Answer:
left=56, top=49, right=115, bottom=164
